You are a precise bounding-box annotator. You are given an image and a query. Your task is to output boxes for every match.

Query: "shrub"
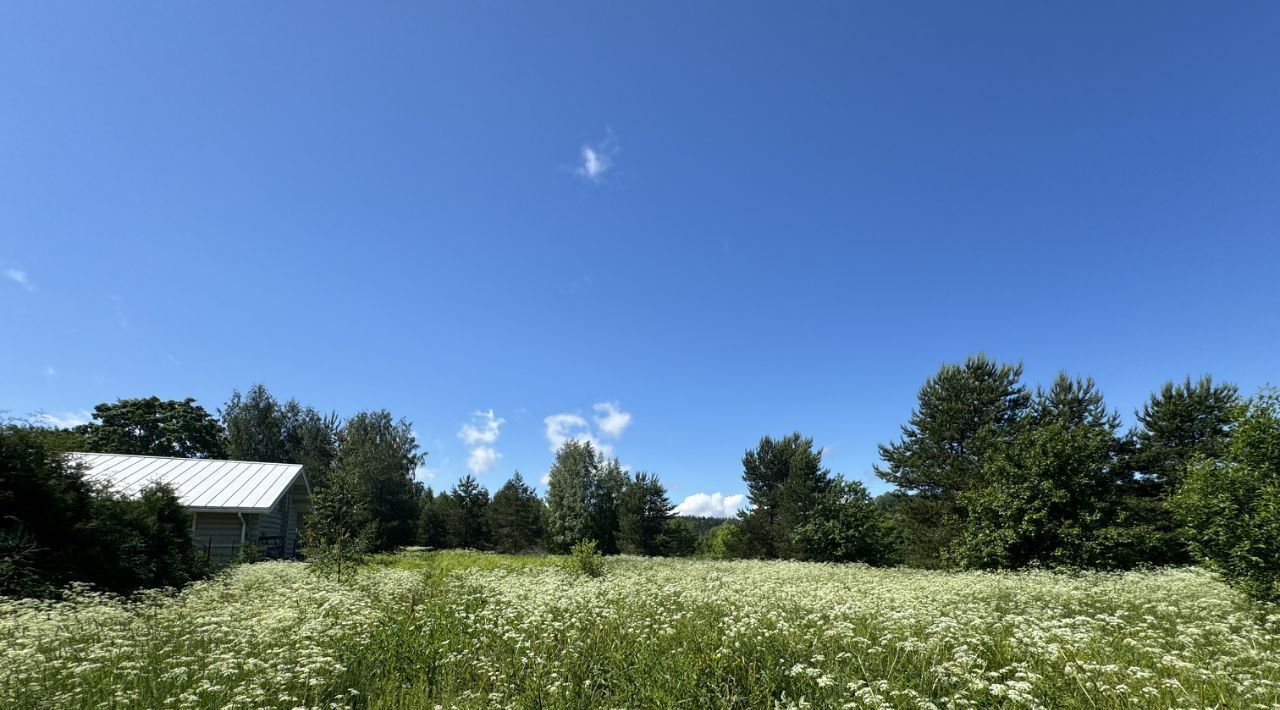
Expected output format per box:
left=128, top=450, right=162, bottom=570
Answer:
left=1172, top=389, right=1280, bottom=603
left=565, top=538, right=605, bottom=577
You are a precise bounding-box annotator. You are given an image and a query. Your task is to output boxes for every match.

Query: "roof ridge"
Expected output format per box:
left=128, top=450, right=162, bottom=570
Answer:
left=69, top=451, right=302, bottom=468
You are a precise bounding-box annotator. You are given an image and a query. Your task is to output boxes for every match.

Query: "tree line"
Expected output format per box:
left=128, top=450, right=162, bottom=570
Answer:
left=5, top=359, right=1278, bottom=603
left=707, top=356, right=1279, bottom=602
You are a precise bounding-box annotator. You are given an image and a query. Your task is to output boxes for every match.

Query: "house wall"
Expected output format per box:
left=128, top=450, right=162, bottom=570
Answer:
left=193, top=512, right=260, bottom=562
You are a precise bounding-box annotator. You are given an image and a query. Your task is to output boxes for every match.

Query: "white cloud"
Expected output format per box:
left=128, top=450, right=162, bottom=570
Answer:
left=543, top=412, right=613, bottom=457
left=44, top=366, right=56, bottom=376
left=593, top=401, right=632, bottom=438
left=466, top=446, right=501, bottom=475
left=674, top=492, right=747, bottom=518
left=36, top=410, right=93, bottom=429
left=573, top=130, right=617, bottom=183
left=458, top=409, right=504, bottom=475
left=458, top=409, right=504, bottom=445
left=5, top=269, right=33, bottom=291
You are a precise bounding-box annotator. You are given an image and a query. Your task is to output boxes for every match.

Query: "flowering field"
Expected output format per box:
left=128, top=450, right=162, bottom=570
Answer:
left=2, top=554, right=1279, bottom=709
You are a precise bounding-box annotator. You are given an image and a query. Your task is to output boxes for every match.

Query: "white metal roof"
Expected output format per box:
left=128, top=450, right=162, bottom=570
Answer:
left=72, top=452, right=307, bottom=514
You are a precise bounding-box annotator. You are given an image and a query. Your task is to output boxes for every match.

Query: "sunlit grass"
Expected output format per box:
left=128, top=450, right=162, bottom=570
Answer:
left=2, top=556, right=1278, bottom=708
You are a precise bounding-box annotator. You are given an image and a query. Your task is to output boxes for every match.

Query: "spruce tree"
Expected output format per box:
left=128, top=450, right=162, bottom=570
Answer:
left=544, top=440, right=598, bottom=553
left=591, top=458, right=629, bottom=554
left=617, top=472, right=674, bottom=556
left=489, top=472, right=544, bottom=553
left=443, top=475, right=490, bottom=549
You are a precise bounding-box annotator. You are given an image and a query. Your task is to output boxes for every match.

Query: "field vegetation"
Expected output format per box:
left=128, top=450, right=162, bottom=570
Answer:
left=2, top=552, right=1279, bottom=709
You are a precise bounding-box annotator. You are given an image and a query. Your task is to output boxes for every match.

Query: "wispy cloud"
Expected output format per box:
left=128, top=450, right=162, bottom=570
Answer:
left=5, top=269, right=33, bottom=291
left=36, top=410, right=93, bottom=429
left=458, top=409, right=504, bottom=475
left=674, top=492, right=747, bottom=518
left=593, top=401, right=632, bottom=438
left=44, top=366, right=57, bottom=377
left=573, top=130, right=618, bottom=183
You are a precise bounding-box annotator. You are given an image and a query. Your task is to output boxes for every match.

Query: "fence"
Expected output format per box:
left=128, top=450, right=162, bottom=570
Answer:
left=195, top=536, right=302, bottom=568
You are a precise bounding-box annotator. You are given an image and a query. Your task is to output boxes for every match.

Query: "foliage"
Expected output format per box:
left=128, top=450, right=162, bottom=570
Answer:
left=1133, top=375, right=1239, bottom=492
left=696, top=520, right=745, bottom=559
left=874, top=355, right=1029, bottom=565
left=77, top=396, right=226, bottom=458
left=565, top=538, right=606, bottom=577
left=442, top=475, right=490, bottom=549
left=415, top=487, right=447, bottom=548
left=303, top=464, right=374, bottom=579
left=617, top=471, right=674, bottom=556
left=5, top=559, right=1278, bottom=708
left=488, top=472, right=544, bottom=553
left=1, top=424, right=204, bottom=595
left=332, top=410, right=424, bottom=550
left=950, top=374, right=1127, bottom=569
left=222, top=384, right=341, bottom=488
left=590, top=458, right=629, bottom=554
left=660, top=518, right=699, bottom=557
left=737, top=432, right=833, bottom=559
left=1172, top=389, right=1280, bottom=603
left=543, top=440, right=600, bottom=553
left=792, top=478, right=897, bottom=565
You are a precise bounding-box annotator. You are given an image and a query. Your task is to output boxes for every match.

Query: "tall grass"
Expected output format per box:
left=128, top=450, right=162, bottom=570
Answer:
left=2, top=554, right=1278, bottom=708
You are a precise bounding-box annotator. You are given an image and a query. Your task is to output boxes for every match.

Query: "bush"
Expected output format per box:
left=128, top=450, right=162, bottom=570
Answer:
left=1172, top=389, right=1280, bottom=603
left=565, top=539, right=605, bottom=577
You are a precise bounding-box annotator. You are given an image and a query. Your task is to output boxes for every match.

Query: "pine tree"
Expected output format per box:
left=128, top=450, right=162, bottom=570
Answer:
left=874, top=355, right=1029, bottom=566
left=1134, top=375, right=1238, bottom=492
left=489, top=472, right=544, bottom=553
left=544, top=440, right=598, bottom=553
left=617, top=472, right=673, bottom=556
left=738, top=433, right=832, bottom=559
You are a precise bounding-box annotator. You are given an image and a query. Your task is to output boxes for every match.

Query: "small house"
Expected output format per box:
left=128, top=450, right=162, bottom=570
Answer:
left=73, top=452, right=312, bottom=562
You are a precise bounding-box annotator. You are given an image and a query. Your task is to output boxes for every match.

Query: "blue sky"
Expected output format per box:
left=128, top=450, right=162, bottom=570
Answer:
left=4, top=2, right=1279, bottom=516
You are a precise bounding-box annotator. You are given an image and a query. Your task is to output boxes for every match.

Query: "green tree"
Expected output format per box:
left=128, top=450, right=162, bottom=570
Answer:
left=303, top=464, right=374, bottom=579
left=617, top=472, right=674, bottom=556
left=0, top=422, right=95, bottom=595
left=793, top=478, right=897, bottom=565
left=416, top=487, right=447, bottom=548
left=222, top=385, right=288, bottom=462
left=488, top=472, right=544, bottom=553
left=79, top=397, right=226, bottom=458
left=223, top=385, right=340, bottom=488
left=661, top=518, right=699, bottom=557
left=591, top=458, right=629, bottom=554
left=875, top=355, right=1029, bottom=566
left=1134, top=375, right=1239, bottom=491
left=698, top=520, right=745, bottom=559
left=443, top=475, right=490, bottom=549
left=1172, top=389, right=1280, bottom=602
left=332, top=411, right=424, bottom=550
left=544, top=440, right=598, bottom=553
left=738, top=433, right=833, bottom=559
left=950, top=374, right=1126, bottom=569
